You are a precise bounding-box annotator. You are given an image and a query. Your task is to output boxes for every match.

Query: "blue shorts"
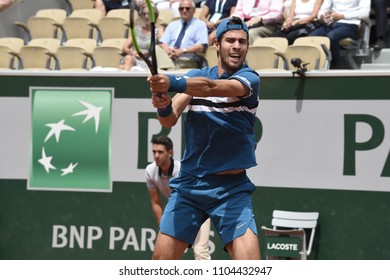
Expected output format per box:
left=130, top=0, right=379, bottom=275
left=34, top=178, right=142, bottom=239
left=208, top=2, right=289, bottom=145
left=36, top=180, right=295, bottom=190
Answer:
left=159, top=171, right=257, bottom=248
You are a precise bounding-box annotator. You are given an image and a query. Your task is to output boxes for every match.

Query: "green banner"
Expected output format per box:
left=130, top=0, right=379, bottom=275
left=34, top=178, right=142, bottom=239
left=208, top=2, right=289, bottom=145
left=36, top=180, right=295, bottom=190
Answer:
left=29, top=88, right=112, bottom=192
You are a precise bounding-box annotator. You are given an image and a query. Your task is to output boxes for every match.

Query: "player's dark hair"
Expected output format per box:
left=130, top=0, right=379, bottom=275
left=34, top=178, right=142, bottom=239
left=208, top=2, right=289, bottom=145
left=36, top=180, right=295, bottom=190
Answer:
left=151, top=136, right=173, bottom=151
left=217, top=16, right=248, bottom=43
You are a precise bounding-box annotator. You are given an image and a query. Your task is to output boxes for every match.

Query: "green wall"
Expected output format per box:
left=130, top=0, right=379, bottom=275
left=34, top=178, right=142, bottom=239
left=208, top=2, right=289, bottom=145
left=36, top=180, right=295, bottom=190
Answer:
left=1, top=71, right=390, bottom=259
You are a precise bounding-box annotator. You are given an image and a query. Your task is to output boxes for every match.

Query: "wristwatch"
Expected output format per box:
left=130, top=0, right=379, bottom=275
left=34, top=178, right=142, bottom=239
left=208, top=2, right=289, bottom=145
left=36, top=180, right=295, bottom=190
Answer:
left=183, top=48, right=188, bottom=54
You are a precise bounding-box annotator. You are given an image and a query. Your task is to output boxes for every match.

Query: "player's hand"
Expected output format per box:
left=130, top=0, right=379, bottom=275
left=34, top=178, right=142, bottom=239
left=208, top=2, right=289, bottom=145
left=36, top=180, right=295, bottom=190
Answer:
left=148, top=74, right=170, bottom=93
left=151, top=92, right=171, bottom=109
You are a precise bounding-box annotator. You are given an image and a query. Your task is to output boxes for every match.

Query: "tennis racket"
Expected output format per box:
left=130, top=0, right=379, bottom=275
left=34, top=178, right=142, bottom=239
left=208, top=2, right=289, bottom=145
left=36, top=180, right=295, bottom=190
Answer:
left=129, top=0, right=158, bottom=75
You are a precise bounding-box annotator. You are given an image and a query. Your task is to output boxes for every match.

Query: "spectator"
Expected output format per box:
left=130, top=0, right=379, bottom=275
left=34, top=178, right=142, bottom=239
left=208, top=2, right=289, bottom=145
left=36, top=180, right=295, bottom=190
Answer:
left=95, top=0, right=142, bottom=15
left=120, top=4, right=164, bottom=71
left=233, top=0, right=284, bottom=45
left=271, top=0, right=323, bottom=45
left=309, top=0, right=371, bottom=68
left=199, top=0, right=238, bottom=45
left=153, top=0, right=181, bottom=17
left=371, top=0, right=388, bottom=50
left=159, top=0, right=209, bottom=69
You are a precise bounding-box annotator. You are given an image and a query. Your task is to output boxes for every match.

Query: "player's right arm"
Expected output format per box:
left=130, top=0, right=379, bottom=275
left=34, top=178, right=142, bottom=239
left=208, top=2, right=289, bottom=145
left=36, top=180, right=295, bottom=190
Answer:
left=152, top=91, right=192, bottom=128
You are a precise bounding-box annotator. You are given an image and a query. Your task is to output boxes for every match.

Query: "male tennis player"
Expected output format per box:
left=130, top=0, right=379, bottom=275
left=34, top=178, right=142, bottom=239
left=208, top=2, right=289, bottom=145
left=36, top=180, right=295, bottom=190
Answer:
left=148, top=16, right=260, bottom=260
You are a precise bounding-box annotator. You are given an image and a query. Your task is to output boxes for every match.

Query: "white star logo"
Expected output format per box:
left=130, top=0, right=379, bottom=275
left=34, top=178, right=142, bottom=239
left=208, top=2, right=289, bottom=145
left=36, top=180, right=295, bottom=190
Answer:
left=72, top=100, right=103, bottom=133
left=44, top=119, right=76, bottom=143
left=61, top=162, right=79, bottom=176
left=38, top=147, right=56, bottom=173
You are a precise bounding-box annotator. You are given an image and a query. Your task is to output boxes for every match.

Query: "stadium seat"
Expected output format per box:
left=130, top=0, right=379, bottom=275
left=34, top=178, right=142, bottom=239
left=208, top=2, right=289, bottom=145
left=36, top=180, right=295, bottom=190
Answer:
left=156, top=45, right=175, bottom=71
left=50, top=38, right=96, bottom=71
left=246, top=46, right=283, bottom=70
left=91, top=45, right=125, bottom=68
left=106, top=8, right=131, bottom=25
left=261, top=210, right=319, bottom=260
left=0, top=37, right=24, bottom=53
left=96, top=17, right=129, bottom=43
left=63, top=0, right=95, bottom=14
left=0, top=37, right=25, bottom=69
left=0, top=46, right=15, bottom=70
left=204, top=45, right=218, bottom=67
left=56, top=9, right=102, bottom=43
left=14, top=9, right=67, bottom=43
left=157, top=9, right=173, bottom=28
left=277, top=44, right=322, bottom=71
left=11, top=38, right=61, bottom=70
left=294, top=36, right=332, bottom=70
left=252, top=37, right=289, bottom=69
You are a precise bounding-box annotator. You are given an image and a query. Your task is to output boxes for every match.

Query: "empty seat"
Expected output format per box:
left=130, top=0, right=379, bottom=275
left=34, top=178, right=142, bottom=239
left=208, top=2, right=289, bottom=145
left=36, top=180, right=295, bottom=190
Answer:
left=64, top=0, right=95, bottom=14
left=0, top=46, right=15, bottom=70
left=51, top=38, right=97, bottom=71
left=204, top=45, right=218, bottom=67
left=97, top=17, right=129, bottom=42
left=57, top=9, right=102, bottom=42
left=252, top=37, right=289, bottom=69
left=11, top=38, right=61, bottom=70
left=91, top=45, right=125, bottom=68
left=247, top=46, right=283, bottom=70
left=106, top=8, right=131, bottom=25
left=0, top=37, right=25, bottom=69
left=14, top=9, right=67, bottom=43
left=294, top=36, right=332, bottom=70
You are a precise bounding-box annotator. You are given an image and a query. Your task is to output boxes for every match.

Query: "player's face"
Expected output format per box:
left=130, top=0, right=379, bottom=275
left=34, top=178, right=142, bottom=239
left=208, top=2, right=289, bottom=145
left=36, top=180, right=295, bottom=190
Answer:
left=152, top=144, right=172, bottom=167
left=216, top=30, right=248, bottom=73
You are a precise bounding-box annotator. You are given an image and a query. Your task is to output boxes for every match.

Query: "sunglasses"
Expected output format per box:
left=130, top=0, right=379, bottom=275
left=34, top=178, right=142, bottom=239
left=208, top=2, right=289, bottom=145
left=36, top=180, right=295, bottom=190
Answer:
left=179, top=7, right=192, bottom=11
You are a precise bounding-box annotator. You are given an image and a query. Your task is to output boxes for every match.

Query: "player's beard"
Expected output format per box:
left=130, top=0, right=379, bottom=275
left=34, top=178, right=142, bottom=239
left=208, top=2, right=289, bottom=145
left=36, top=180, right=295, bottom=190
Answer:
left=219, top=48, right=247, bottom=74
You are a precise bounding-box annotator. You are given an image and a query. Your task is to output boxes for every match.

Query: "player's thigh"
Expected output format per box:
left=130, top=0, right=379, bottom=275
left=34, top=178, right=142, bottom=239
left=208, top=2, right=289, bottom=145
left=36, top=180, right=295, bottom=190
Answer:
left=152, top=231, right=189, bottom=260
left=225, top=228, right=260, bottom=260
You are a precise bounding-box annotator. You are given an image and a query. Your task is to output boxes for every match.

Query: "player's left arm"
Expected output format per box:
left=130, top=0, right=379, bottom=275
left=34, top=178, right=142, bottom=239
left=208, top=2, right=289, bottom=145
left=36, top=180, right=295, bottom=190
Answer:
left=149, top=73, right=257, bottom=98
left=182, top=77, right=251, bottom=97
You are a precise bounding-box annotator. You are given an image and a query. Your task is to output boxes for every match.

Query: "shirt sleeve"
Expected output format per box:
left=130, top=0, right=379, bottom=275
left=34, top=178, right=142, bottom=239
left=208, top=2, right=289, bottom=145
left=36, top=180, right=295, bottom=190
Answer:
left=229, top=68, right=260, bottom=98
left=343, top=0, right=371, bottom=20
left=145, top=166, right=157, bottom=190
left=160, top=21, right=175, bottom=46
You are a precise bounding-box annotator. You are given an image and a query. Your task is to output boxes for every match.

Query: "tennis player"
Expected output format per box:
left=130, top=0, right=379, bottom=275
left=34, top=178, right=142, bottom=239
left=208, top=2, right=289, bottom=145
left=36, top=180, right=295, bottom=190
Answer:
left=148, top=16, right=260, bottom=260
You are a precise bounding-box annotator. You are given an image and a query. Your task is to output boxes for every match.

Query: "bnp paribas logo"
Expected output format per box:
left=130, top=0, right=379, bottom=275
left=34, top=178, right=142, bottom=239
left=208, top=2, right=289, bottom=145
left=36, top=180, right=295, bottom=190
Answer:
left=29, top=87, right=112, bottom=192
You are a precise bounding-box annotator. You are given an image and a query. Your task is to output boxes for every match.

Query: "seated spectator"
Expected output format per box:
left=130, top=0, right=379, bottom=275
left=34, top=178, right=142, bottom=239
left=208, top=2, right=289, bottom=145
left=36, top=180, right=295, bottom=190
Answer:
left=272, top=0, right=323, bottom=45
left=159, top=0, right=209, bottom=69
left=309, top=0, right=371, bottom=68
left=199, top=0, right=238, bottom=46
left=233, top=0, right=284, bottom=45
left=95, top=0, right=142, bottom=15
left=153, top=0, right=181, bottom=17
left=371, top=0, right=388, bottom=50
left=120, top=4, right=164, bottom=71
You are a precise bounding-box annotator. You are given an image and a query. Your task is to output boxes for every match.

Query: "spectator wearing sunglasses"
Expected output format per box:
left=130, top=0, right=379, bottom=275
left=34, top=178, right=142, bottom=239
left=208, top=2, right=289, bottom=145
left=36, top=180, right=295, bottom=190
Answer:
left=160, top=0, right=209, bottom=69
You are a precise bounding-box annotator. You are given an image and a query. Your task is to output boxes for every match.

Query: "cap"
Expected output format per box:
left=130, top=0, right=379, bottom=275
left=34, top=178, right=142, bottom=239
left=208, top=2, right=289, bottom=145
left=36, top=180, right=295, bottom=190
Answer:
left=216, top=16, right=249, bottom=41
